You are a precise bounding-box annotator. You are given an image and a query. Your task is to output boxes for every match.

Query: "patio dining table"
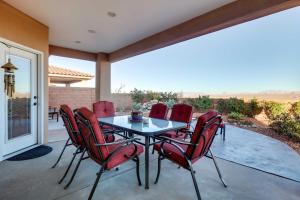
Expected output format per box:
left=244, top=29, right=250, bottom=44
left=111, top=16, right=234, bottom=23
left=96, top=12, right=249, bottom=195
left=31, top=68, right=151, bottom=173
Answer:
left=98, top=115, right=187, bottom=189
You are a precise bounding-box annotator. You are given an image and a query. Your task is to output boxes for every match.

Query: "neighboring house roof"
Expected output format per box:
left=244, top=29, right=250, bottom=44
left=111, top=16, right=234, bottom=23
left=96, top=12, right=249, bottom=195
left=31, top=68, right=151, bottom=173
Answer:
left=49, top=66, right=94, bottom=84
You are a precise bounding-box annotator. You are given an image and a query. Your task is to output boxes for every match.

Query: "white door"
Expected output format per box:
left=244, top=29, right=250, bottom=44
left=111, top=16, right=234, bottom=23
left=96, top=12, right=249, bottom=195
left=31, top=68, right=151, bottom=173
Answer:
left=1, top=45, right=38, bottom=156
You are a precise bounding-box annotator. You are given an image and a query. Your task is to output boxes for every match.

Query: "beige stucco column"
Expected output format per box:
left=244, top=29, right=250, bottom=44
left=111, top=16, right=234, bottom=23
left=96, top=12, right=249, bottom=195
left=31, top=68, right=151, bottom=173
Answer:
left=95, top=53, right=111, bottom=101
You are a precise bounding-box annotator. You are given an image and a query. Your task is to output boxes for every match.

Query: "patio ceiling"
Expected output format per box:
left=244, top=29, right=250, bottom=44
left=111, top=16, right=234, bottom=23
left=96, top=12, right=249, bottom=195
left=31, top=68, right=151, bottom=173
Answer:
left=4, top=0, right=300, bottom=62
left=3, top=0, right=234, bottom=53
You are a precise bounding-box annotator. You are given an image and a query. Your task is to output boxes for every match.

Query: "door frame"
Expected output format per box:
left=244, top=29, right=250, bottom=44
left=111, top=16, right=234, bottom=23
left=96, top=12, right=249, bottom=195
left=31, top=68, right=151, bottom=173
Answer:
left=0, top=37, right=46, bottom=161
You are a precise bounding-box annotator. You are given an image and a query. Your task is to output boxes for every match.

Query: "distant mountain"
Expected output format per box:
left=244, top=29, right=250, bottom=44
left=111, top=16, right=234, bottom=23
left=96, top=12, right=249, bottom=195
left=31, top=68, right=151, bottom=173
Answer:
left=181, top=91, right=300, bottom=103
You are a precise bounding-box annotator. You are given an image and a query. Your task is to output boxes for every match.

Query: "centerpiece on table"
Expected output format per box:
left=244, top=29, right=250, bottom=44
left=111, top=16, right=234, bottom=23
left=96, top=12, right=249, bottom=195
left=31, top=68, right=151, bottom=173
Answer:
left=130, top=102, right=144, bottom=122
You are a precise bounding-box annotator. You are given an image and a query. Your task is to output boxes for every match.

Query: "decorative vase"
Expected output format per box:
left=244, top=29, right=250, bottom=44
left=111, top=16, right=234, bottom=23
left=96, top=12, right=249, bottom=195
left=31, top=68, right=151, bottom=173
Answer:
left=131, top=111, right=143, bottom=122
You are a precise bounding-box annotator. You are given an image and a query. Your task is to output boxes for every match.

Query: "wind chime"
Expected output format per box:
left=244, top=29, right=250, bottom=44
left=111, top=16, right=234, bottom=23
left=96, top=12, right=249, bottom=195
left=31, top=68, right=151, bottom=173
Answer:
left=1, top=44, right=17, bottom=98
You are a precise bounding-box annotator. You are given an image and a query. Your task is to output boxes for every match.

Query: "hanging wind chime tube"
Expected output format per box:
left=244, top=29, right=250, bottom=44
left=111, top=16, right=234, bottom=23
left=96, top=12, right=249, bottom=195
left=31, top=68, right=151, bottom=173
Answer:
left=1, top=43, right=18, bottom=98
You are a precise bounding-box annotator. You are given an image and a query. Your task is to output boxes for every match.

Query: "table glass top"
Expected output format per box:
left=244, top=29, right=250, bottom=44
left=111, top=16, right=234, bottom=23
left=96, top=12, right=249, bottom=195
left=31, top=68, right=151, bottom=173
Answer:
left=98, top=115, right=186, bottom=135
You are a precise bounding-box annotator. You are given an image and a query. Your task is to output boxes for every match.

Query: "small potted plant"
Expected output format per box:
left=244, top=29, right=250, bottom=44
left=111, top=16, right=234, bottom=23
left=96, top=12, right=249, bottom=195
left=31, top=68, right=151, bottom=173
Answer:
left=131, top=102, right=143, bottom=122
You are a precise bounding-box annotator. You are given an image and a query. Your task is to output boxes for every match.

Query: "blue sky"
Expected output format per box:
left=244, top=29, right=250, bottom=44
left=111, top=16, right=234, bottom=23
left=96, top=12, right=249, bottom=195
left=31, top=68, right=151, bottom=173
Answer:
left=50, top=6, right=300, bottom=94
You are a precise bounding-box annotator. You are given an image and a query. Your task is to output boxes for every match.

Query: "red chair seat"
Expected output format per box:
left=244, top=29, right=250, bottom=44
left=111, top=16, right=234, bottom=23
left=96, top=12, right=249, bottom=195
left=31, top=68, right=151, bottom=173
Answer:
left=105, top=134, right=115, bottom=143
left=106, top=142, right=144, bottom=170
left=154, top=142, right=196, bottom=169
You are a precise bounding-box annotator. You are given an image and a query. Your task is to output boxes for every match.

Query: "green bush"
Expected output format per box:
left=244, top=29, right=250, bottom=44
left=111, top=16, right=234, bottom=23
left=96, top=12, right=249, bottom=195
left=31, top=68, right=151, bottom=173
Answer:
left=270, top=113, right=300, bottom=142
left=145, top=91, right=160, bottom=101
left=245, top=98, right=263, bottom=117
left=264, top=101, right=285, bottom=120
left=188, top=96, right=213, bottom=111
left=216, top=99, right=227, bottom=113
left=228, top=112, right=246, bottom=121
left=216, top=97, right=245, bottom=114
left=159, top=92, right=178, bottom=102
left=130, top=88, right=145, bottom=103
left=291, top=101, right=300, bottom=120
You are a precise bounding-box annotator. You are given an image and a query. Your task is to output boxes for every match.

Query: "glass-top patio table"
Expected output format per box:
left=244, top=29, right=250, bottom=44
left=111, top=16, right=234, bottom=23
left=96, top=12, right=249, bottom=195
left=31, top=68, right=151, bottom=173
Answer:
left=98, top=115, right=187, bottom=189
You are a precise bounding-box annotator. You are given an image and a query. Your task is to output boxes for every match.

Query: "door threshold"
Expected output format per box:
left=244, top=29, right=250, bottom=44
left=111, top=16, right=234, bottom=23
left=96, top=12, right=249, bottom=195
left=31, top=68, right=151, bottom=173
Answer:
left=2, top=144, right=40, bottom=161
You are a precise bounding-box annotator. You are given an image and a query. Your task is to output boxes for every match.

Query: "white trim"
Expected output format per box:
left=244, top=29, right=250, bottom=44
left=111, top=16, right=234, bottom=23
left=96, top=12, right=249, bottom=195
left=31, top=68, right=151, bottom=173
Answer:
left=0, top=37, right=46, bottom=161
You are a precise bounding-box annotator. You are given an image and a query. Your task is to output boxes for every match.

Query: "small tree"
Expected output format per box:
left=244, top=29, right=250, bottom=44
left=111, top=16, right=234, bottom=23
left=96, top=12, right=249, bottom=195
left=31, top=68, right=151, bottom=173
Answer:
left=264, top=101, right=285, bottom=120
left=189, top=96, right=213, bottom=112
left=245, top=98, right=263, bottom=117
left=291, top=101, right=300, bottom=120
left=130, top=88, right=145, bottom=103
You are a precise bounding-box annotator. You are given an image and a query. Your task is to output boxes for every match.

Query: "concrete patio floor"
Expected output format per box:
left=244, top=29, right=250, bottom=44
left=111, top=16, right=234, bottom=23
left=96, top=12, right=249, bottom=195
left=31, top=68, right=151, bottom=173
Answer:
left=0, top=140, right=300, bottom=200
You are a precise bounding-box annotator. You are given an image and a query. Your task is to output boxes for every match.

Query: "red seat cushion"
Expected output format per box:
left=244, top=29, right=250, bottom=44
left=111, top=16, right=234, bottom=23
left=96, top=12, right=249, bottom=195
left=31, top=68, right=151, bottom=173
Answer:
left=106, top=142, right=144, bottom=170
left=169, top=104, right=193, bottom=124
left=154, top=142, right=191, bottom=168
left=163, top=130, right=186, bottom=138
left=149, top=103, right=168, bottom=119
left=60, top=105, right=83, bottom=147
left=93, top=101, right=115, bottom=118
left=105, top=134, right=115, bottom=143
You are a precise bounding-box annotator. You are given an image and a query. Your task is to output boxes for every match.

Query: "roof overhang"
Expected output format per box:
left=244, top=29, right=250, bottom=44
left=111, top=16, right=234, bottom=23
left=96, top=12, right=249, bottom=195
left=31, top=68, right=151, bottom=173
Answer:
left=5, top=0, right=300, bottom=62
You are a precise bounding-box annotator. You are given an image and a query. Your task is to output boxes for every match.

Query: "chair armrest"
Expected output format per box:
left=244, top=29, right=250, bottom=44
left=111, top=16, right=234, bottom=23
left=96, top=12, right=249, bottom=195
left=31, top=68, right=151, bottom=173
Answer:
left=95, top=137, right=140, bottom=147
left=157, top=136, right=196, bottom=146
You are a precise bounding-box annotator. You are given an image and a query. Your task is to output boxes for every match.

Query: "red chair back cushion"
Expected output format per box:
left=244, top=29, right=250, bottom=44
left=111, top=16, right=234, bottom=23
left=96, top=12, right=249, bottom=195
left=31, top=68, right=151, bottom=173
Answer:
left=186, top=110, right=220, bottom=160
left=149, top=103, right=168, bottom=119
left=170, top=103, right=193, bottom=124
left=76, top=107, right=109, bottom=162
left=93, top=101, right=115, bottom=118
left=60, top=105, right=82, bottom=146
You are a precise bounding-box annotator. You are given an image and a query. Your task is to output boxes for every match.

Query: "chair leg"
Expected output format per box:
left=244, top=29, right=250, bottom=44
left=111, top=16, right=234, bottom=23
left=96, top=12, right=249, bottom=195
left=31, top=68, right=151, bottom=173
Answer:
left=152, top=138, right=155, bottom=154
left=222, top=126, right=226, bottom=141
left=209, top=150, right=227, bottom=187
left=88, top=167, right=104, bottom=200
left=189, top=164, right=202, bottom=200
left=51, top=138, right=70, bottom=168
left=58, top=147, right=80, bottom=184
left=64, top=149, right=86, bottom=189
left=154, top=154, right=162, bottom=184
left=135, top=156, right=142, bottom=186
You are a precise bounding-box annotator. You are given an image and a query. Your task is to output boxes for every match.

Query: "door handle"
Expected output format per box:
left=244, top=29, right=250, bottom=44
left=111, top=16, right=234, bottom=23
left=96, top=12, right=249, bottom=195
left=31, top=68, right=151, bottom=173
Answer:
left=33, top=102, right=37, bottom=106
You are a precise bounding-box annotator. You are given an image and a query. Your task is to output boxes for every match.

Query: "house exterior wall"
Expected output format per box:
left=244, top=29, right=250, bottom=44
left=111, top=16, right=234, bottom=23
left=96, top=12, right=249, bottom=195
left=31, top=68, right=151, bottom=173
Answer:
left=0, top=1, right=49, bottom=144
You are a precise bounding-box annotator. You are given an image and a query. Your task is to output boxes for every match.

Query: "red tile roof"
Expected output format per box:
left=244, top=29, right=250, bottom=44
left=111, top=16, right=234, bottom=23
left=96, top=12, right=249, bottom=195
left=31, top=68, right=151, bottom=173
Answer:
left=48, top=66, right=94, bottom=78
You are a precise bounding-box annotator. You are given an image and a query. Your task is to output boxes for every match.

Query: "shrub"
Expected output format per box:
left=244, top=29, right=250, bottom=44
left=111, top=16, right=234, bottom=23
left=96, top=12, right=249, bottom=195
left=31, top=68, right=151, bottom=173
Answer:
left=145, top=91, right=160, bottom=102
left=160, top=92, right=178, bottom=102
left=130, top=88, right=145, bottom=103
left=188, top=96, right=213, bottom=111
left=270, top=113, right=300, bottom=142
left=216, top=97, right=245, bottom=114
left=165, top=99, right=176, bottom=109
left=291, top=101, right=300, bottom=120
left=216, top=99, right=227, bottom=113
left=264, top=101, right=285, bottom=120
left=244, top=98, right=263, bottom=117
left=228, top=112, right=246, bottom=121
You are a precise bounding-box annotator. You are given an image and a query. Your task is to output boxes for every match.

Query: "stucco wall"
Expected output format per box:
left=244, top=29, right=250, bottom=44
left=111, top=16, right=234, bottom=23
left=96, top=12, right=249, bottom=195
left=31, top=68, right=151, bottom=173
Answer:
left=0, top=1, right=49, bottom=143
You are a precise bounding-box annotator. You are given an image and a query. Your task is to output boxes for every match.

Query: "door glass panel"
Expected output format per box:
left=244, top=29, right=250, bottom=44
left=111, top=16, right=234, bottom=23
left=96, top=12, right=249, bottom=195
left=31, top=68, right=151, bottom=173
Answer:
left=6, top=54, right=31, bottom=140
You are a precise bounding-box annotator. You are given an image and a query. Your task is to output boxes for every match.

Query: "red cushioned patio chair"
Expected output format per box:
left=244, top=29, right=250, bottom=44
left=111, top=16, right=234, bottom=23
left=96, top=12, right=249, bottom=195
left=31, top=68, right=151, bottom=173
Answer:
left=149, top=103, right=168, bottom=119
left=75, top=107, right=144, bottom=200
left=149, top=103, right=168, bottom=154
left=154, top=110, right=227, bottom=200
left=163, top=103, right=193, bottom=138
left=52, top=105, right=114, bottom=189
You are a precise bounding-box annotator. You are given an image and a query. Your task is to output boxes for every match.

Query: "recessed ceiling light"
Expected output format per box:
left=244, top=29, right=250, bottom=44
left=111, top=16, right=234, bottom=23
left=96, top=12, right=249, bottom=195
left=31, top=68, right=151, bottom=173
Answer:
left=107, top=11, right=116, bottom=17
left=75, top=40, right=81, bottom=44
left=88, top=29, right=96, bottom=34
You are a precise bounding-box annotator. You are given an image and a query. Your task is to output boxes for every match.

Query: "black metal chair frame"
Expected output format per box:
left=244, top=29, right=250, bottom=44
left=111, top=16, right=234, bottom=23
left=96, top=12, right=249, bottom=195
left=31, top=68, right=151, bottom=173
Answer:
left=154, top=115, right=227, bottom=200
left=75, top=111, right=142, bottom=200
left=51, top=108, right=89, bottom=189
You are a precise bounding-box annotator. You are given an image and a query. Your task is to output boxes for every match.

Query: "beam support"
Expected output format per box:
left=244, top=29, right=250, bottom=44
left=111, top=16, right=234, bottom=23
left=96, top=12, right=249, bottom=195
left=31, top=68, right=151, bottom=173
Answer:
left=95, top=53, right=111, bottom=101
left=109, top=0, right=300, bottom=62
left=49, top=45, right=97, bottom=61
